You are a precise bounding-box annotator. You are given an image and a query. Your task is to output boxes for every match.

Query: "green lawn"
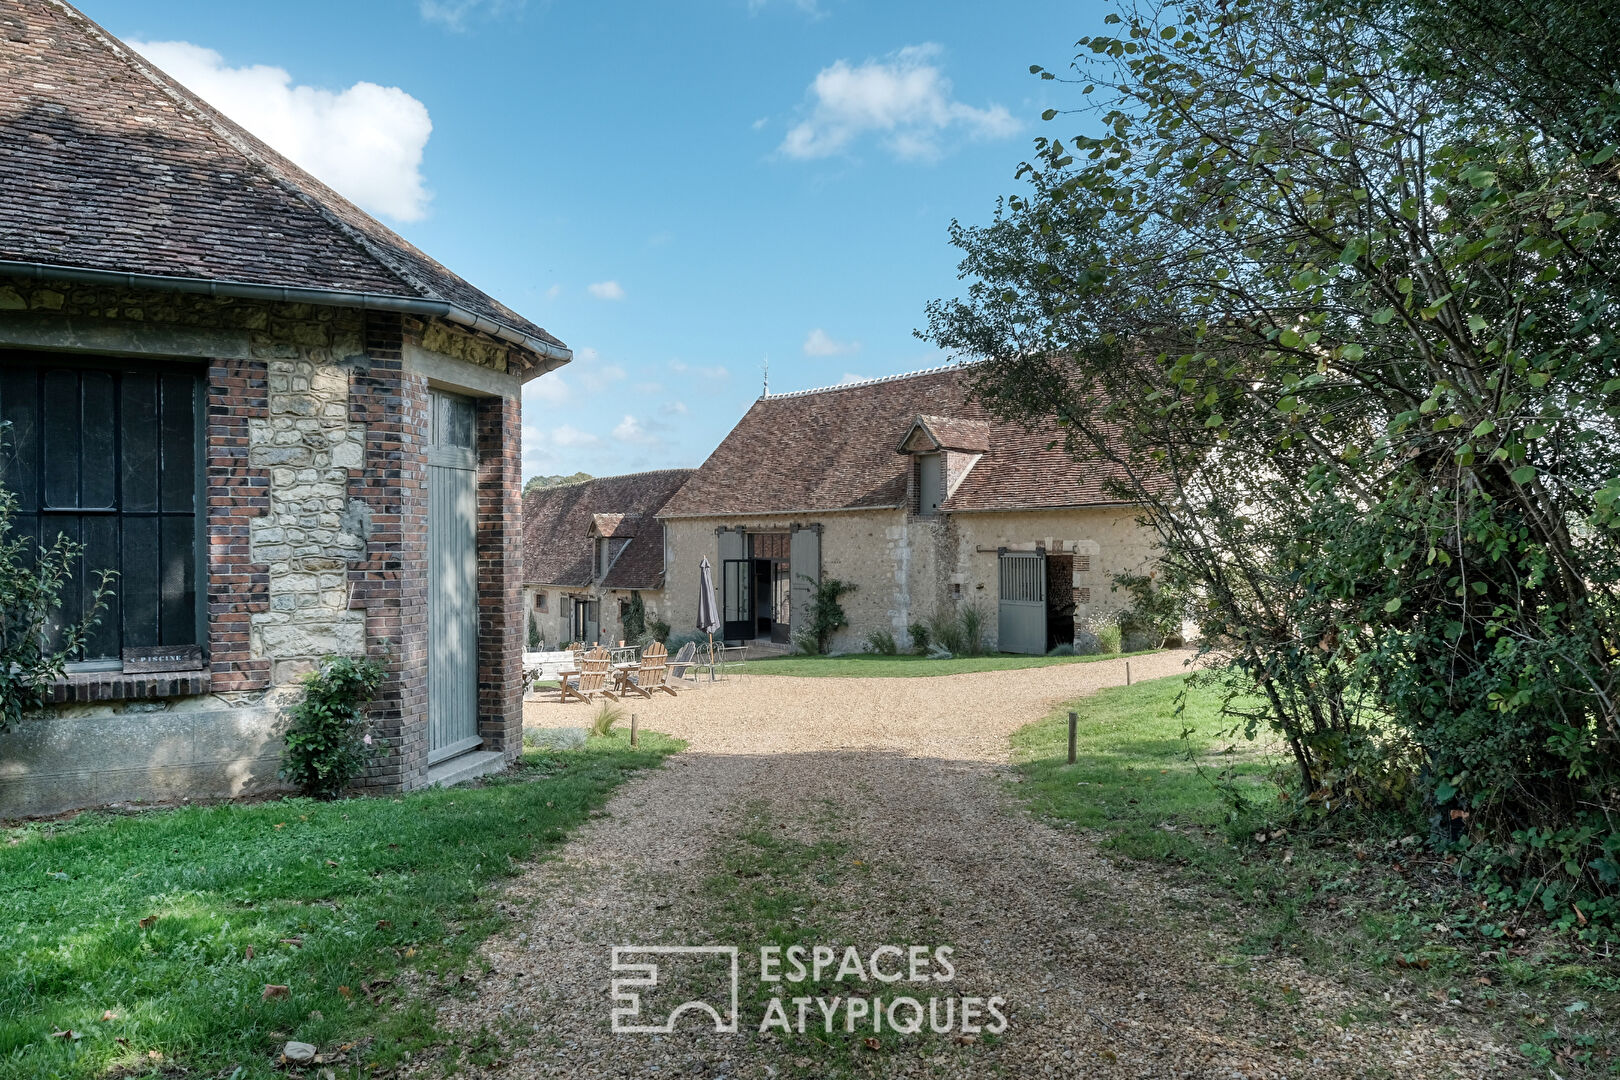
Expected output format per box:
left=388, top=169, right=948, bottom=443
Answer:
left=0, top=731, right=682, bottom=1080
left=1011, top=676, right=1620, bottom=1069
left=746, top=649, right=1158, bottom=678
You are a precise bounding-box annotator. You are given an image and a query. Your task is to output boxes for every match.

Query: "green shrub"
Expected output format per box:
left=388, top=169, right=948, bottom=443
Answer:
left=1047, top=643, right=1077, bottom=657
left=1113, top=572, right=1181, bottom=652
left=622, top=591, right=647, bottom=643
left=865, top=628, right=898, bottom=655
left=1097, top=624, right=1122, bottom=654
left=650, top=617, right=671, bottom=643
left=929, top=608, right=966, bottom=655
left=590, top=700, right=625, bottom=738
left=527, top=611, right=541, bottom=651
left=802, top=576, right=856, bottom=653
left=279, top=654, right=388, bottom=799
left=959, top=603, right=986, bottom=656
left=906, top=621, right=931, bottom=654
left=0, top=472, right=117, bottom=734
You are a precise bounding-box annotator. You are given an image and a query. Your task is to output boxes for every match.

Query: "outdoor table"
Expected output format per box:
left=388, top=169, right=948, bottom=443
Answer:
left=610, top=662, right=639, bottom=695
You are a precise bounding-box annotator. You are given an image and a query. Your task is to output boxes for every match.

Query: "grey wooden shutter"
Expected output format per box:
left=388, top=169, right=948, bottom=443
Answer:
left=789, top=526, right=821, bottom=637
left=716, top=527, right=745, bottom=564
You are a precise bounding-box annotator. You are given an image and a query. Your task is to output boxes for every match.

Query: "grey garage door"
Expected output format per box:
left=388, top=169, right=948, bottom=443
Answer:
left=427, top=391, right=480, bottom=765
left=998, top=550, right=1047, bottom=655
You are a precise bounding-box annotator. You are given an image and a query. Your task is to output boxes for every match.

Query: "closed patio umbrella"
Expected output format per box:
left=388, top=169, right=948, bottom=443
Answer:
left=697, top=556, right=722, bottom=676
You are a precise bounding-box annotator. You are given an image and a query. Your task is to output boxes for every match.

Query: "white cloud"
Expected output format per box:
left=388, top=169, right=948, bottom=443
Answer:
left=838, top=372, right=869, bottom=384
left=551, top=425, right=600, bottom=448
left=545, top=283, right=562, bottom=300
left=748, top=0, right=821, bottom=15
left=525, top=370, right=570, bottom=405
left=660, top=400, right=689, bottom=416
left=780, top=43, right=1018, bottom=162
left=803, top=328, right=861, bottom=356
left=419, top=0, right=524, bottom=30
left=128, top=40, right=433, bottom=222
left=581, top=363, right=627, bottom=392
left=587, top=280, right=626, bottom=301
left=611, top=414, right=664, bottom=445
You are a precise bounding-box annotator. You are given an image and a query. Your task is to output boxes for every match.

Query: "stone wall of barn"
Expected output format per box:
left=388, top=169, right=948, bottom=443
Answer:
left=0, top=279, right=530, bottom=817
left=658, top=504, right=1158, bottom=655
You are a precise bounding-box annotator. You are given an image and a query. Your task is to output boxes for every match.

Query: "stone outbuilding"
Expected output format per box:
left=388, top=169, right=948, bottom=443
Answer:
left=0, top=0, right=569, bottom=816
left=521, top=470, right=694, bottom=648
left=657, top=364, right=1158, bottom=654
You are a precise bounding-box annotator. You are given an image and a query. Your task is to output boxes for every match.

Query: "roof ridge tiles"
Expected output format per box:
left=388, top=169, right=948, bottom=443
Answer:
left=763, top=359, right=983, bottom=400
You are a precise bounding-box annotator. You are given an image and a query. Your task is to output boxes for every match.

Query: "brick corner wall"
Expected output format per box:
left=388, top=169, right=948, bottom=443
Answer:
left=475, top=393, right=524, bottom=761
left=206, top=357, right=272, bottom=691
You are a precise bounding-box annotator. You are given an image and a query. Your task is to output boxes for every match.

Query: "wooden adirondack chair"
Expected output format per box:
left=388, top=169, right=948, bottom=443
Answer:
left=560, top=646, right=615, bottom=703
left=668, top=641, right=698, bottom=685
left=621, top=641, right=677, bottom=698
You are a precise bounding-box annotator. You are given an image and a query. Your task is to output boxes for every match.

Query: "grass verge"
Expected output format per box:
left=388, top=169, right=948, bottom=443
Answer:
left=746, top=649, right=1159, bottom=678
left=1011, top=676, right=1620, bottom=1075
left=0, top=730, right=682, bottom=1080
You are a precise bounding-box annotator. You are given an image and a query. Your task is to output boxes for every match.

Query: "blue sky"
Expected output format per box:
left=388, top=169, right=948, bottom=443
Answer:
left=80, top=0, right=1104, bottom=480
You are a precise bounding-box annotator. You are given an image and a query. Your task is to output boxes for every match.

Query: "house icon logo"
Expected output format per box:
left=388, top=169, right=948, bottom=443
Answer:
left=610, top=946, right=740, bottom=1034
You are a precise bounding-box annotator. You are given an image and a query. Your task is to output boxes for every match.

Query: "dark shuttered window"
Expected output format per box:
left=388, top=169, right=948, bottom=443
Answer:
left=0, top=356, right=203, bottom=662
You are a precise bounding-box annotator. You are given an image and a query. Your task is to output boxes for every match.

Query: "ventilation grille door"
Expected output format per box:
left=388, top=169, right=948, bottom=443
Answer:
left=997, top=551, right=1047, bottom=655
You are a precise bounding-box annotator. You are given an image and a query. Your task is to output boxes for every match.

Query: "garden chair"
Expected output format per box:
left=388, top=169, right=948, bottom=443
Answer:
left=621, top=641, right=678, bottom=698
left=668, top=641, right=699, bottom=685
left=560, top=646, right=616, bottom=704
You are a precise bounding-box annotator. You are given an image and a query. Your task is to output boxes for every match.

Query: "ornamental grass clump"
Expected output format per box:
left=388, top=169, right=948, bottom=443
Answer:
left=280, top=654, right=387, bottom=799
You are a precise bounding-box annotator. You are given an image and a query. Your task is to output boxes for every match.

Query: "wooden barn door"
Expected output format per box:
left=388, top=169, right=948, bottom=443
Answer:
left=427, top=391, right=480, bottom=765
left=998, top=550, right=1047, bottom=655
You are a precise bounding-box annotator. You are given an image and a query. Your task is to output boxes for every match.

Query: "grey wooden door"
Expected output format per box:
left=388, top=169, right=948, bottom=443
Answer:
left=788, top=526, right=820, bottom=640
left=427, top=391, right=480, bottom=765
left=998, top=550, right=1047, bottom=655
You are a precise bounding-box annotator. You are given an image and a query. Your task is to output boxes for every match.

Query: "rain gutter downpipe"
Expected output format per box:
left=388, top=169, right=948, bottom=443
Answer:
left=0, top=259, right=573, bottom=373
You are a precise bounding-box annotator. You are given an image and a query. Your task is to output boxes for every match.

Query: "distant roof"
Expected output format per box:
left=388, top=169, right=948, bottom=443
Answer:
left=659, top=364, right=1145, bottom=517
left=524, top=470, right=694, bottom=590
left=0, top=0, right=567, bottom=372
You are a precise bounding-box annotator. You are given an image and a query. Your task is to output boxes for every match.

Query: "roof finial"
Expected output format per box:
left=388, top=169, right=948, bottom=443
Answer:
left=762, top=356, right=770, bottom=398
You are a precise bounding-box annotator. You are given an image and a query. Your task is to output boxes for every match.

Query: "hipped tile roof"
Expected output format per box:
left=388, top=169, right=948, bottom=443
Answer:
left=524, top=470, right=694, bottom=590
left=659, top=364, right=1144, bottom=517
left=0, top=0, right=564, bottom=367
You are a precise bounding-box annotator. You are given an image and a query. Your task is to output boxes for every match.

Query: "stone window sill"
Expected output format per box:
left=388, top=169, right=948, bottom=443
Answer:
left=42, top=669, right=211, bottom=704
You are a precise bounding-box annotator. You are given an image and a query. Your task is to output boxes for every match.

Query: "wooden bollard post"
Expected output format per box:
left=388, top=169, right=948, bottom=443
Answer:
left=1126, top=660, right=1132, bottom=686
left=1067, top=710, right=1077, bottom=765
left=630, top=712, right=639, bottom=747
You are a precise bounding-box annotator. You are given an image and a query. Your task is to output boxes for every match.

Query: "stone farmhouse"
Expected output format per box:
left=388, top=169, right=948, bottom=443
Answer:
left=657, top=364, right=1157, bottom=654
left=521, top=470, right=694, bottom=648
left=0, top=0, right=569, bottom=816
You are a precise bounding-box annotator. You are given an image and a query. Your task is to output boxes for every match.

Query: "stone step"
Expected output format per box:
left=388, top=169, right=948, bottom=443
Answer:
left=425, top=749, right=506, bottom=789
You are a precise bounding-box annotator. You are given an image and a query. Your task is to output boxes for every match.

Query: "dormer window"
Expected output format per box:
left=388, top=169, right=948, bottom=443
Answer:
left=897, top=414, right=990, bottom=518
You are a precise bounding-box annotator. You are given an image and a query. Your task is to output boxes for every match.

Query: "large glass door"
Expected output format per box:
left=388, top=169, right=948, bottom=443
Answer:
left=722, top=558, right=752, bottom=641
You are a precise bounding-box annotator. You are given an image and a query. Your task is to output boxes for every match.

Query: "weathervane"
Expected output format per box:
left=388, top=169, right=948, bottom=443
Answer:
left=762, top=357, right=770, bottom=398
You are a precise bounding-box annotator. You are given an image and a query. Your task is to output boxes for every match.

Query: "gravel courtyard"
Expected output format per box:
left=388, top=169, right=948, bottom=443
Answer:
left=423, top=653, right=1521, bottom=1079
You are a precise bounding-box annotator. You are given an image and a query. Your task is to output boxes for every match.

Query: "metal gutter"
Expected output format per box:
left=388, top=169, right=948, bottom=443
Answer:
left=0, top=259, right=572, bottom=373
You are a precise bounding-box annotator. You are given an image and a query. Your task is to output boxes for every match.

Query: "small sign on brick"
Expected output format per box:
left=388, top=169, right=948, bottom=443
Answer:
left=122, top=644, right=204, bottom=673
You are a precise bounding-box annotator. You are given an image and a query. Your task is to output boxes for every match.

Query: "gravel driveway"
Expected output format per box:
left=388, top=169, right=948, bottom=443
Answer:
left=422, top=653, right=1519, bottom=1079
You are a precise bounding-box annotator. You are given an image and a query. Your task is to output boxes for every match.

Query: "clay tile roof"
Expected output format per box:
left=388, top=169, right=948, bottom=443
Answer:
left=524, top=470, right=694, bottom=590
left=659, top=363, right=1148, bottom=518
left=0, top=0, right=565, bottom=369
left=902, top=415, right=991, bottom=453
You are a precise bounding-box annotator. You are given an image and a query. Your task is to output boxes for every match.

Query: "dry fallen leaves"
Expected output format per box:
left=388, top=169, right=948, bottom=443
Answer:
left=138, top=916, right=157, bottom=930
left=99, top=1010, right=118, bottom=1022
left=863, top=1037, right=881, bottom=1050
left=262, top=984, right=291, bottom=1000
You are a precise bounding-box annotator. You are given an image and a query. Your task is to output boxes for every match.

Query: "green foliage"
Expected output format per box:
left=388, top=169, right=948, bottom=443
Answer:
left=1095, top=624, right=1123, bottom=655
left=906, top=620, right=931, bottom=654
left=622, top=591, right=647, bottom=643
left=959, top=603, right=986, bottom=655
left=649, top=617, right=671, bottom=644
left=864, top=628, right=899, bottom=655
left=1112, top=571, right=1183, bottom=652
left=927, top=605, right=988, bottom=656
left=801, top=576, right=856, bottom=654
left=279, top=655, right=387, bottom=800
left=0, top=732, right=679, bottom=1079
left=522, top=471, right=592, bottom=496
left=527, top=610, right=541, bottom=651
left=929, top=0, right=1620, bottom=937
left=0, top=473, right=116, bottom=734
left=590, top=700, right=625, bottom=738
